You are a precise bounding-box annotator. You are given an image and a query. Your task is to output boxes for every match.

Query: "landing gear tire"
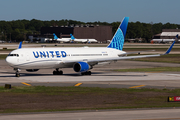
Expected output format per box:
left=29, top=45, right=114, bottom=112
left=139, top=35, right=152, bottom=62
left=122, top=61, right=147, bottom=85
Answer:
left=88, top=71, right=91, bottom=75
left=14, top=68, right=20, bottom=77
left=59, top=71, right=63, bottom=75
left=15, top=72, right=20, bottom=77
left=53, top=71, right=56, bottom=75
left=53, top=70, right=63, bottom=75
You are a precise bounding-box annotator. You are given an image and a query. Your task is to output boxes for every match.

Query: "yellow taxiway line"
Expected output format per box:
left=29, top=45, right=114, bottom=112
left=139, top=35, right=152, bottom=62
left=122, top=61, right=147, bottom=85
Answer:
left=21, top=82, right=31, bottom=86
left=129, top=85, right=145, bottom=88
left=74, top=83, right=82, bottom=86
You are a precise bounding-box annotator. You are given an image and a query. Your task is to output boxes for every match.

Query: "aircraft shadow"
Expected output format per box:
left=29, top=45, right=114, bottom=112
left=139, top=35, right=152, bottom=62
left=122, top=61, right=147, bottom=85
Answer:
left=93, top=74, right=147, bottom=77
left=0, top=71, right=147, bottom=77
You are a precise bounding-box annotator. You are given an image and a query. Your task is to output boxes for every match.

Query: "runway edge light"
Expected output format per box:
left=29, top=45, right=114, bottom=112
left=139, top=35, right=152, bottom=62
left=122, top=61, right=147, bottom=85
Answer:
left=168, top=96, right=180, bottom=102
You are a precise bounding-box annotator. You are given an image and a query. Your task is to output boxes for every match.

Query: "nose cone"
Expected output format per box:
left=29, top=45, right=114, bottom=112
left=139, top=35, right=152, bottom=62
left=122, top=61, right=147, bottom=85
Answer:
left=6, top=56, right=14, bottom=66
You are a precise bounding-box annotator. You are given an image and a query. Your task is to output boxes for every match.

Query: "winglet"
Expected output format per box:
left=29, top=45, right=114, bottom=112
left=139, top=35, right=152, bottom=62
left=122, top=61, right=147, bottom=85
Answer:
left=175, top=34, right=179, bottom=41
left=164, top=41, right=175, bottom=54
left=70, top=34, right=75, bottom=40
left=18, top=41, right=22, bottom=49
left=164, top=34, right=178, bottom=55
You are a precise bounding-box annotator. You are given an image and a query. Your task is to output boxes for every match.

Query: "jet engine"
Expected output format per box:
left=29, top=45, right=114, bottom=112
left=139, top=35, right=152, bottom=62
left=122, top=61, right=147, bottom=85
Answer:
left=73, top=62, right=90, bottom=72
left=26, top=69, right=39, bottom=72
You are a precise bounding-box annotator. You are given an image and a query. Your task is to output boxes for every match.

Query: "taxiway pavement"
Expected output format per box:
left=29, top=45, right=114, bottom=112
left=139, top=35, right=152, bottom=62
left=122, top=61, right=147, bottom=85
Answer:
left=0, top=108, right=180, bottom=120
left=0, top=60, right=180, bottom=89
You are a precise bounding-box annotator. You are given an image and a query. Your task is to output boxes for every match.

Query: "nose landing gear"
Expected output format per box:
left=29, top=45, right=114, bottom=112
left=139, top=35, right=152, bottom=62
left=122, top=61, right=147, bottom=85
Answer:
left=16, top=72, right=20, bottom=77
left=14, top=68, right=21, bottom=77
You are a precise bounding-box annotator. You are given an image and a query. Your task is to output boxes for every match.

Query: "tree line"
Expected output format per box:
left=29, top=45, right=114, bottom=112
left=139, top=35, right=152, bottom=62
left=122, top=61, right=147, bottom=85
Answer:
left=0, top=19, right=180, bottom=42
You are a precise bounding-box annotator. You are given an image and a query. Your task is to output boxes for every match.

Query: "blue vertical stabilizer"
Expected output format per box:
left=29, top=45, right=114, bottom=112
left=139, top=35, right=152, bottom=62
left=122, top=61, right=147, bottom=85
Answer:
left=18, top=41, right=22, bottom=49
left=107, top=17, right=129, bottom=50
left=53, top=33, right=58, bottom=40
left=70, top=34, right=75, bottom=40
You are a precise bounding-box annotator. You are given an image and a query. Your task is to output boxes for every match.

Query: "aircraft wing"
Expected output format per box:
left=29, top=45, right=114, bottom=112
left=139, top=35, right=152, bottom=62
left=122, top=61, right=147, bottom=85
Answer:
left=89, top=40, right=175, bottom=63
left=63, top=54, right=162, bottom=67
left=118, top=50, right=155, bottom=56
left=63, top=41, right=175, bottom=66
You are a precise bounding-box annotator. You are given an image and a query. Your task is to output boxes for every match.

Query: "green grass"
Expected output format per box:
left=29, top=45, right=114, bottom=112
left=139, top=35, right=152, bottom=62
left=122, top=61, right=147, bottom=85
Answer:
left=0, top=86, right=180, bottom=113
left=114, top=67, right=180, bottom=72
left=131, top=54, right=180, bottom=64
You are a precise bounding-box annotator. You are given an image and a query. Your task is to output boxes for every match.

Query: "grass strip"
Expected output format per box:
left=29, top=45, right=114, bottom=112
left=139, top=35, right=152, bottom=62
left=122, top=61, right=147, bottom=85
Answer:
left=0, top=86, right=180, bottom=113
left=127, top=54, right=180, bottom=64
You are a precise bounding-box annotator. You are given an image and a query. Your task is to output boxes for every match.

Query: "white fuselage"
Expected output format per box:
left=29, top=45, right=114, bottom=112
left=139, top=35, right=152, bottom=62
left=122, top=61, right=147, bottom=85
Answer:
left=6, top=47, right=125, bottom=70
left=56, top=38, right=71, bottom=42
left=151, top=39, right=175, bottom=43
left=72, top=39, right=97, bottom=43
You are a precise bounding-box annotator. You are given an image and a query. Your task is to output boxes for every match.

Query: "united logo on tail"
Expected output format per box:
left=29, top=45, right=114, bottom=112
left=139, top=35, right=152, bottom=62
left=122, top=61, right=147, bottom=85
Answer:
left=107, top=17, right=129, bottom=50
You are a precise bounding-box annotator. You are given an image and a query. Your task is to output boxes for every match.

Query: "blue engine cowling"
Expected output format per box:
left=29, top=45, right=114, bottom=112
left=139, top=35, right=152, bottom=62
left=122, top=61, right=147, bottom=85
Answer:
left=73, top=62, right=90, bottom=72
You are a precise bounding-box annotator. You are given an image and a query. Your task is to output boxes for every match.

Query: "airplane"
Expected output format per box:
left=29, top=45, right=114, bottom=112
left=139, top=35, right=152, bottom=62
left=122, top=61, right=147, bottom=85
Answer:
left=70, top=34, right=98, bottom=43
left=151, top=37, right=179, bottom=43
left=53, top=33, right=71, bottom=43
left=6, top=17, right=177, bottom=77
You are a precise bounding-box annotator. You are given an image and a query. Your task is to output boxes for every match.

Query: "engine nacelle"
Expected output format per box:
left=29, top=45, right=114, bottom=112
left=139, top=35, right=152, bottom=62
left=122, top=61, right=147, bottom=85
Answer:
left=73, top=62, right=90, bottom=72
left=26, top=69, right=39, bottom=72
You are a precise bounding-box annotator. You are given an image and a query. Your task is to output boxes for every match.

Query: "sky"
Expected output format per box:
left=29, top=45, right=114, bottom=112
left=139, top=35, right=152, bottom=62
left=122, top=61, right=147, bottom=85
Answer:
left=0, top=0, right=180, bottom=24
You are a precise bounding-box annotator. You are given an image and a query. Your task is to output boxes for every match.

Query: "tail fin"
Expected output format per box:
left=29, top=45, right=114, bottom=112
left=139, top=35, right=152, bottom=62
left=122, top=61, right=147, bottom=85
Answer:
left=53, top=33, right=58, bottom=40
left=70, top=34, right=75, bottom=40
left=18, top=41, right=22, bottom=49
left=107, top=17, right=129, bottom=50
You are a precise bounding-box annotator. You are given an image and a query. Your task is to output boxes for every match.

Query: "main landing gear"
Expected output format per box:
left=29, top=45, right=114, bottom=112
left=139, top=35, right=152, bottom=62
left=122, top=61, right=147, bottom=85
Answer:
left=14, top=68, right=21, bottom=77
left=53, top=68, right=63, bottom=75
left=81, top=71, right=91, bottom=75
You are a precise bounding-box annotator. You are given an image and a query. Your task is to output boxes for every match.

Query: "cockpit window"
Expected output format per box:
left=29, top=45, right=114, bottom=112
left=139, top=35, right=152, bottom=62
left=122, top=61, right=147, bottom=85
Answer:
left=8, top=54, right=19, bottom=57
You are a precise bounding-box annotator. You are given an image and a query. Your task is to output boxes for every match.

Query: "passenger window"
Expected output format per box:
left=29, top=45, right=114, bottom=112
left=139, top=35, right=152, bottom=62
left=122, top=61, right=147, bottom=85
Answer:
left=8, top=54, right=19, bottom=57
